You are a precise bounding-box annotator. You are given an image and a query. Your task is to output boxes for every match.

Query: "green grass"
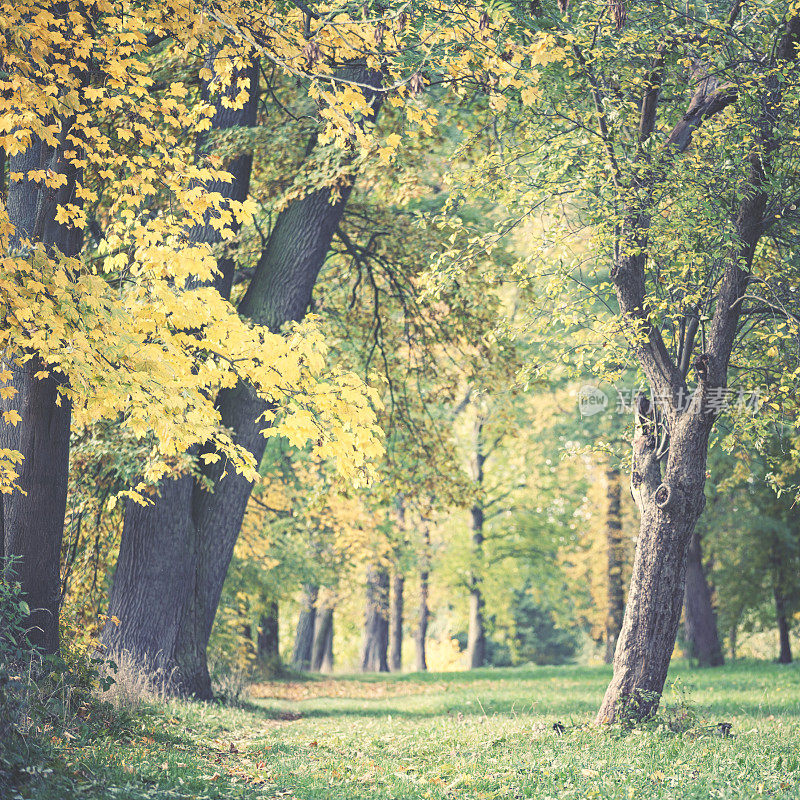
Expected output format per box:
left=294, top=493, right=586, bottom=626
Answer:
left=13, top=660, right=800, bottom=799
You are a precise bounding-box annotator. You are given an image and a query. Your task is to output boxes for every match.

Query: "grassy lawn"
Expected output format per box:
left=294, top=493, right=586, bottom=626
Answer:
left=14, top=661, right=800, bottom=799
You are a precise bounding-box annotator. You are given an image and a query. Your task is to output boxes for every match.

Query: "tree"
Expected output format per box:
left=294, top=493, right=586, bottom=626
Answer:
left=103, top=57, right=384, bottom=696
left=683, top=527, right=724, bottom=667
left=360, top=565, right=389, bottom=672
left=437, top=0, right=800, bottom=720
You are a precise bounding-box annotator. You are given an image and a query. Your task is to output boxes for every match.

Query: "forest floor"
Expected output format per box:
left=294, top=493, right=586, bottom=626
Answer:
left=13, top=660, right=800, bottom=799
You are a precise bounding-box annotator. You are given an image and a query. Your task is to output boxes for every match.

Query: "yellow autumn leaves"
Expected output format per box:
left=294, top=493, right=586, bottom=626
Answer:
left=0, top=0, right=388, bottom=495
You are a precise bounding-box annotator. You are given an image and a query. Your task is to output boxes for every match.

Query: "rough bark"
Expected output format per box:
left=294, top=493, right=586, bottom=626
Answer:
left=389, top=572, right=404, bottom=672
left=683, top=530, right=724, bottom=666
left=311, top=605, right=334, bottom=672
left=105, top=63, right=383, bottom=697
left=605, top=466, right=625, bottom=664
left=597, top=406, right=710, bottom=723
left=257, top=599, right=280, bottom=667
left=774, top=585, right=793, bottom=664
left=291, top=585, right=318, bottom=671
left=415, top=525, right=431, bottom=672
left=596, top=18, right=798, bottom=721
left=1, top=104, right=84, bottom=654
left=103, top=57, right=261, bottom=697
left=360, top=566, right=389, bottom=672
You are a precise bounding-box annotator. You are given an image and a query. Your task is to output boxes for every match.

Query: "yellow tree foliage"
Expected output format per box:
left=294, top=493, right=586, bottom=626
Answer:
left=0, top=1, right=400, bottom=495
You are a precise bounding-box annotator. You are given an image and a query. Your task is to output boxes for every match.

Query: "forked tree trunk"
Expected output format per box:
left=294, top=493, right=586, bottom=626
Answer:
left=361, top=566, right=389, bottom=672
left=605, top=466, right=625, bottom=664
left=596, top=415, right=709, bottom=723
left=311, top=605, right=334, bottom=672
left=104, top=63, right=383, bottom=698
left=389, top=572, right=404, bottom=672
left=683, top=530, right=724, bottom=666
left=774, top=585, right=793, bottom=664
left=292, top=585, right=318, bottom=671
left=2, top=122, right=83, bottom=654
left=595, top=13, right=798, bottom=723
left=415, top=526, right=430, bottom=672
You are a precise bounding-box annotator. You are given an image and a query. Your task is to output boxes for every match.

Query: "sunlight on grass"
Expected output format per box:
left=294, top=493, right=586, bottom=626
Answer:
left=18, top=661, right=800, bottom=800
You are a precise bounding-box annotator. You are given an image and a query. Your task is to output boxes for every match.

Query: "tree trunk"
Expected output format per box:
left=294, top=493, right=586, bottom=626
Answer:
left=415, top=525, right=431, bottom=672
left=2, top=117, right=84, bottom=654
left=311, top=605, right=334, bottom=672
left=467, top=503, right=487, bottom=669
left=1, top=366, right=71, bottom=654
left=257, top=599, right=280, bottom=667
left=104, top=63, right=383, bottom=697
left=102, top=56, right=260, bottom=697
left=597, top=415, right=709, bottom=723
left=774, top=585, right=793, bottom=664
left=389, top=572, right=404, bottom=672
left=360, top=566, right=389, bottom=672
left=683, top=529, right=724, bottom=666
left=729, top=622, right=738, bottom=661
left=292, top=585, right=318, bottom=671
left=605, top=466, right=625, bottom=665
left=467, top=416, right=487, bottom=669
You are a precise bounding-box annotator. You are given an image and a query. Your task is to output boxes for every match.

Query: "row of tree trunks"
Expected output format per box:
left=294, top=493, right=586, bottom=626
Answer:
left=104, top=62, right=383, bottom=697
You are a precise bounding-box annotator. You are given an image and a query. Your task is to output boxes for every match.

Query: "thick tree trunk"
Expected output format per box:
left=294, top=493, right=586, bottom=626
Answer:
left=2, top=122, right=83, bottom=654
left=597, top=416, right=709, bottom=723
left=360, top=566, right=389, bottom=672
left=605, top=466, right=625, bottom=664
left=1, top=366, right=71, bottom=654
left=105, top=63, right=382, bottom=697
left=292, top=585, right=318, bottom=671
left=774, top=585, right=793, bottom=664
left=311, top=605, right=334, bottom=672
left=415, top=524, right=431, bottom=672
left=103, top=57, right=260, bottom=696
left=257, top=599, right=280, bottom=667
left=389, top=572, right=404, bottom=672
left=683, top=530, right=724, bottom=666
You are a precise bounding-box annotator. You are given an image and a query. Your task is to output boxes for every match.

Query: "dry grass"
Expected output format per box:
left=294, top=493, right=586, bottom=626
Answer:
left=100, top=649, right=178, bottom=708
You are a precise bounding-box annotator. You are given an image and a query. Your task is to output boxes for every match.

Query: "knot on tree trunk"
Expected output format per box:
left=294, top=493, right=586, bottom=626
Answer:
left=693, top=352, right=709, bottom=382
left=654, top=483, right=671, bottom=508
